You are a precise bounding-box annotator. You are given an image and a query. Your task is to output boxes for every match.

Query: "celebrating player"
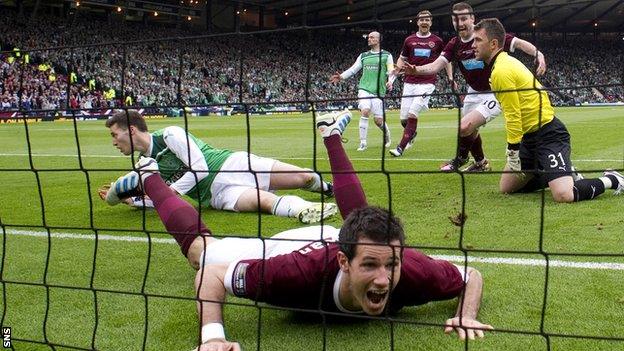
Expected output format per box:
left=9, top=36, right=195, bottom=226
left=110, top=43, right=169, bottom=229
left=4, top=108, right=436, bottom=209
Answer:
left=330, top=31, right=394, bottom=151
left=100, top=110, right=337, bottom=223
left=104, top=109, right=492, bottom=350
left=390, top=10, right=452, bottom=157
left=408, top=2, right=547, bottom=172
left=472, top=18, right=623, bottom=202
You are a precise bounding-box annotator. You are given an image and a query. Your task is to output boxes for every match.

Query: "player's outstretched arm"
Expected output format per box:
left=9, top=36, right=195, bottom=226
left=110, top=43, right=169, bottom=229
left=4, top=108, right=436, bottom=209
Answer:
left=331, top=54, right=363, bottom=83
left=407, top=56, right=447, bottom=76
left=513, top=38, right=546, bottom=76
left=193, top=263, right=241, bottom=351
left=444, top=267, right=493, bottom=340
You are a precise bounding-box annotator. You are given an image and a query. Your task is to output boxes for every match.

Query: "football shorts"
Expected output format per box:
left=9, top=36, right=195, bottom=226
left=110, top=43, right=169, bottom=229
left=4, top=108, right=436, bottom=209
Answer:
left=357, top=89, right=384, bottom=117
left=400, top=83, right=435, bottom=119
left=210, top=152, right=275, bottom=211
left=462, top=87, right=502, bottom=123
left=201, top=225, right=340, bottom=267
left=519, top=117, right=573, bottom=183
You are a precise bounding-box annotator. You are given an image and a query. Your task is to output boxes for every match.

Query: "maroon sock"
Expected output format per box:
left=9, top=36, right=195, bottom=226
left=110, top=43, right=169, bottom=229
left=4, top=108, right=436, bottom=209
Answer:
left=143, top=175, right=211, bottom=257
left=458, top=133, right=477, bottom=160
left=323, top=135, right=368, bottom=219
left=470, top=133, right=485, bottom=162
left=399, top=118, right=417, bottom=150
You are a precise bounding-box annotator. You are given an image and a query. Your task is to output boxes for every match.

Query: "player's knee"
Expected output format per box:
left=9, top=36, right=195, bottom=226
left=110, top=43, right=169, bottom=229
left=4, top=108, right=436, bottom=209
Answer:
left=373, top=117, right=383, bottom=127
left=187, top=236, right=215, bottom=270
left=361, top=109, right=370, bottom=117
left=459, top=121, right=474, bottom=137
left=499, top=178, right=518, bottom=194
left=298, top=171, right=315, bottom=187
left=551, top=188, right=574, bottom=203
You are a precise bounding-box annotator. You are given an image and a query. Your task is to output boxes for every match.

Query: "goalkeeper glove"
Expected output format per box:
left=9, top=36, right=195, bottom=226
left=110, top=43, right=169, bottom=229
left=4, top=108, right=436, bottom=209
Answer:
left=506, top=144, right=524, bottom=178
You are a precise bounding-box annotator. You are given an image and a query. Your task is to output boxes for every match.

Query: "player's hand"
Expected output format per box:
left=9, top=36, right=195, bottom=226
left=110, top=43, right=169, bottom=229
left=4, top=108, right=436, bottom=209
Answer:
left=403, top=63, right=418, bottom=75
left=506, top=148, right=521, bottom=172
left=329, top=71, right=342, bottom=84
left=506, top=148, right=526, bottom=179
left=98, top=184, right=111, bottom=201
left=98, top=183, right=134, bottom=206
left=394, top=64, right=404, bottom=75
left=444, top=316, right=494, bottom=340
left=535, top=52, right=546, bottom=76
left=191, top=339, right=241, bottom=351
left=449, top=80, right=464, bottom=104
left=386, top=81, right=393, bottom=91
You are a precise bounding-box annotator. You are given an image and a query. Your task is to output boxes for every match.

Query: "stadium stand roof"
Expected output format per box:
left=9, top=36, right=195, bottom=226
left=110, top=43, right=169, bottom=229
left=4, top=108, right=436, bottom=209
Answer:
left=238, top=0, right=624, bottom=32
left=8, top=0, right=624, bottom=33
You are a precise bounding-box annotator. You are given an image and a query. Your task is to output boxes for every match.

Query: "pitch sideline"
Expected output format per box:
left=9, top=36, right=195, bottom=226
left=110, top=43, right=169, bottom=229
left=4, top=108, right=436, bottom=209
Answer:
left=4, top=229, right=623, bottom=271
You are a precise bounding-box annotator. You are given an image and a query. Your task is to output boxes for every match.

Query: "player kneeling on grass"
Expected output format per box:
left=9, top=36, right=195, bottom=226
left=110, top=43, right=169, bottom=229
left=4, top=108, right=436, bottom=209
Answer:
left=105, top=109, right=492, bottom=350
left=99, top=110, right=337, bottom=224
left=472, top=18, right=623, bottom=202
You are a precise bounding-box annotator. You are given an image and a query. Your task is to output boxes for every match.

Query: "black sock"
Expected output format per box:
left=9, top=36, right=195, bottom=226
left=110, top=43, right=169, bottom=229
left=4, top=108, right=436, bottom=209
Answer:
left=605, top=175, right=619, bottom=189
left=573, top=179, right=606, bottom=202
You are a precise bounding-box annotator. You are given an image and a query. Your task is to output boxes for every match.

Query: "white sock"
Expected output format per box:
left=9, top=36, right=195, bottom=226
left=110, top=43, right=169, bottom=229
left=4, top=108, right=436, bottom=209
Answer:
left=359, top=116, right=369, bottom=144
left=599, top=177, right=612, bottom=189
left=271, top=195, right=311, bottom=218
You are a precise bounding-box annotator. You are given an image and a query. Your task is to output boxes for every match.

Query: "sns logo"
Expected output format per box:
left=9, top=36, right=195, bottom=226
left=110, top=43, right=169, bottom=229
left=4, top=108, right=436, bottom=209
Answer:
left=2, top=327, right=10, bottom=348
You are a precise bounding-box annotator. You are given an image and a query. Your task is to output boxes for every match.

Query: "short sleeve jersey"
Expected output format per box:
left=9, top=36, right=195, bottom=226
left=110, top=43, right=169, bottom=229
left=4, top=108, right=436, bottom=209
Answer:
left=400, top=33, right=445, bottom=84
left=145, top=127, right=233, bottom=204
left=441, top=33, right=515, bottom=91
left=228, top=242, right=464, bottom=313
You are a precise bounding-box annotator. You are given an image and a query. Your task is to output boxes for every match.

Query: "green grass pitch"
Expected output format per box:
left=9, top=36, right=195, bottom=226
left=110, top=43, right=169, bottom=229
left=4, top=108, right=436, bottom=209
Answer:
left=0, top=106, right=623, bottom=350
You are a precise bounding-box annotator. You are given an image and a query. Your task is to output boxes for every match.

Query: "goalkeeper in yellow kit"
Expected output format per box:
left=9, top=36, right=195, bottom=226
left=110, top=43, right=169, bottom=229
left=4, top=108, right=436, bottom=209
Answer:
left=471, top=18, right=623, bottom=202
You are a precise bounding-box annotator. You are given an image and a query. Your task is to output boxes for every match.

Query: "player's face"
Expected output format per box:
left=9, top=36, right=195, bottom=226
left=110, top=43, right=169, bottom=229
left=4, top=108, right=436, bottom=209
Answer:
left=109, top=123, right=134, bottom=155
left=451, top=10, right=474, bottom=37
left=417, top=15, right=432, bottom=33
left=346, top=238, right=402, bottom=315
left=367, top=33, right=380, bottom=47
left=472, top=28, right=492, bottom=61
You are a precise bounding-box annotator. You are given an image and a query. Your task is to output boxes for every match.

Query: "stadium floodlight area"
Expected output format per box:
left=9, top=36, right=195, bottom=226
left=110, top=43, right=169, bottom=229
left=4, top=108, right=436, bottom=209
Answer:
left=0, top=2, right=623, bottom=351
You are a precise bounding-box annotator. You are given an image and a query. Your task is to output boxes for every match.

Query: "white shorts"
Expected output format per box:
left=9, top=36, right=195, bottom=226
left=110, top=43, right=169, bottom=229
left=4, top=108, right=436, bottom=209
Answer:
left=209, top=151, right=276, bottom=211
left=400, top=83, right=435, bottom=120
left=202, top=225, right=340, bottom=267
left=357, top=90, right=384, bottom=117
left=462, top=87, right=502, bottom=123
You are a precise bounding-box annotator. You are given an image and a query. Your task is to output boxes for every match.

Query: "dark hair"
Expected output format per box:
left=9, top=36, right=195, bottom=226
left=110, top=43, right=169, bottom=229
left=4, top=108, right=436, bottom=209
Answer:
left=417, top=10, right=432, bottom=20
left=452, top=2, right=474, bottom=16
left=474, top=18, right=506, bottom=49
left=105, top=110, right=148, bottom=132
left=339, top=206, right=405, bottom=261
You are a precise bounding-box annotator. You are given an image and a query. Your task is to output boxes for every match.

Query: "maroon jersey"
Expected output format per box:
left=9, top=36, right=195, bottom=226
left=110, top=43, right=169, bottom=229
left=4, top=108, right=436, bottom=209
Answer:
left=228, top=242, right=464, bottom=313
left=400, top=33, right=445, bottom=84
left=441, top=33, right=515, bottom=91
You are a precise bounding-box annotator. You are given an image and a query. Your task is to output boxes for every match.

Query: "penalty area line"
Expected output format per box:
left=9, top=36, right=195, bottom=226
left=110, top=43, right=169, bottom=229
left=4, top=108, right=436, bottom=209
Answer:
left=4, top=229, right=623, bottom=271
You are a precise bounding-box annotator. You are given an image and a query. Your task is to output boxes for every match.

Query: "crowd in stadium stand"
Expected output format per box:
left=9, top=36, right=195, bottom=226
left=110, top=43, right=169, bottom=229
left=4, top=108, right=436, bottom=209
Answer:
left=1, top=9, right=622, bottom=116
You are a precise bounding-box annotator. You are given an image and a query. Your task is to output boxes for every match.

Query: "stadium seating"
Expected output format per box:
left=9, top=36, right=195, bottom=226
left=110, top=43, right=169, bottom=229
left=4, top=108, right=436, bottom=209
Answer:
left=1, top=9, right=622, bottom=114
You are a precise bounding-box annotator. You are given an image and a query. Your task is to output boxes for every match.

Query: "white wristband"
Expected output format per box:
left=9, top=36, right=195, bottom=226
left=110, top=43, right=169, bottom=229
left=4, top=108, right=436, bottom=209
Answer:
left=201, top=323, right=225, bottom=343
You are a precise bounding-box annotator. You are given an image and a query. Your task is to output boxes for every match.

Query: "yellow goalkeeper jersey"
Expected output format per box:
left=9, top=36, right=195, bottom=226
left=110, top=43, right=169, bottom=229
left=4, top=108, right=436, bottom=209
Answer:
left=489, top=51, right=554, bottom=144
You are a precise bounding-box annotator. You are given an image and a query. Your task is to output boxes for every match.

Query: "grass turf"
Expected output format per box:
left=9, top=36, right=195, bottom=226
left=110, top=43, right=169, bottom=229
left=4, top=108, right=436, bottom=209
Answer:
left=0, top=106, right=623, bottom=350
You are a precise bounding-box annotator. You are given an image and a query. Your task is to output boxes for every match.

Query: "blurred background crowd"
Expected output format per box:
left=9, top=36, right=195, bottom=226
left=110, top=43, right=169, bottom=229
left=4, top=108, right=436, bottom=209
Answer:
left=1, top=9, right=622, bottom=115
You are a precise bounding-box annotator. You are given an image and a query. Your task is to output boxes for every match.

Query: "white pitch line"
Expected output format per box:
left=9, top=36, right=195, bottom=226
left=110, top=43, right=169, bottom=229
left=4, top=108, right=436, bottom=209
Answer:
left=0, top=153, right=621, bottom=163
left=3, top=229, right=623, bottom=271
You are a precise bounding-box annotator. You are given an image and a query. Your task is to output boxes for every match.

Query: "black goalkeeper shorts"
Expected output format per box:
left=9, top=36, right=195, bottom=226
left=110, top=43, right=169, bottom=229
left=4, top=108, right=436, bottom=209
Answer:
left=519, top=117, right=573, bottom=183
